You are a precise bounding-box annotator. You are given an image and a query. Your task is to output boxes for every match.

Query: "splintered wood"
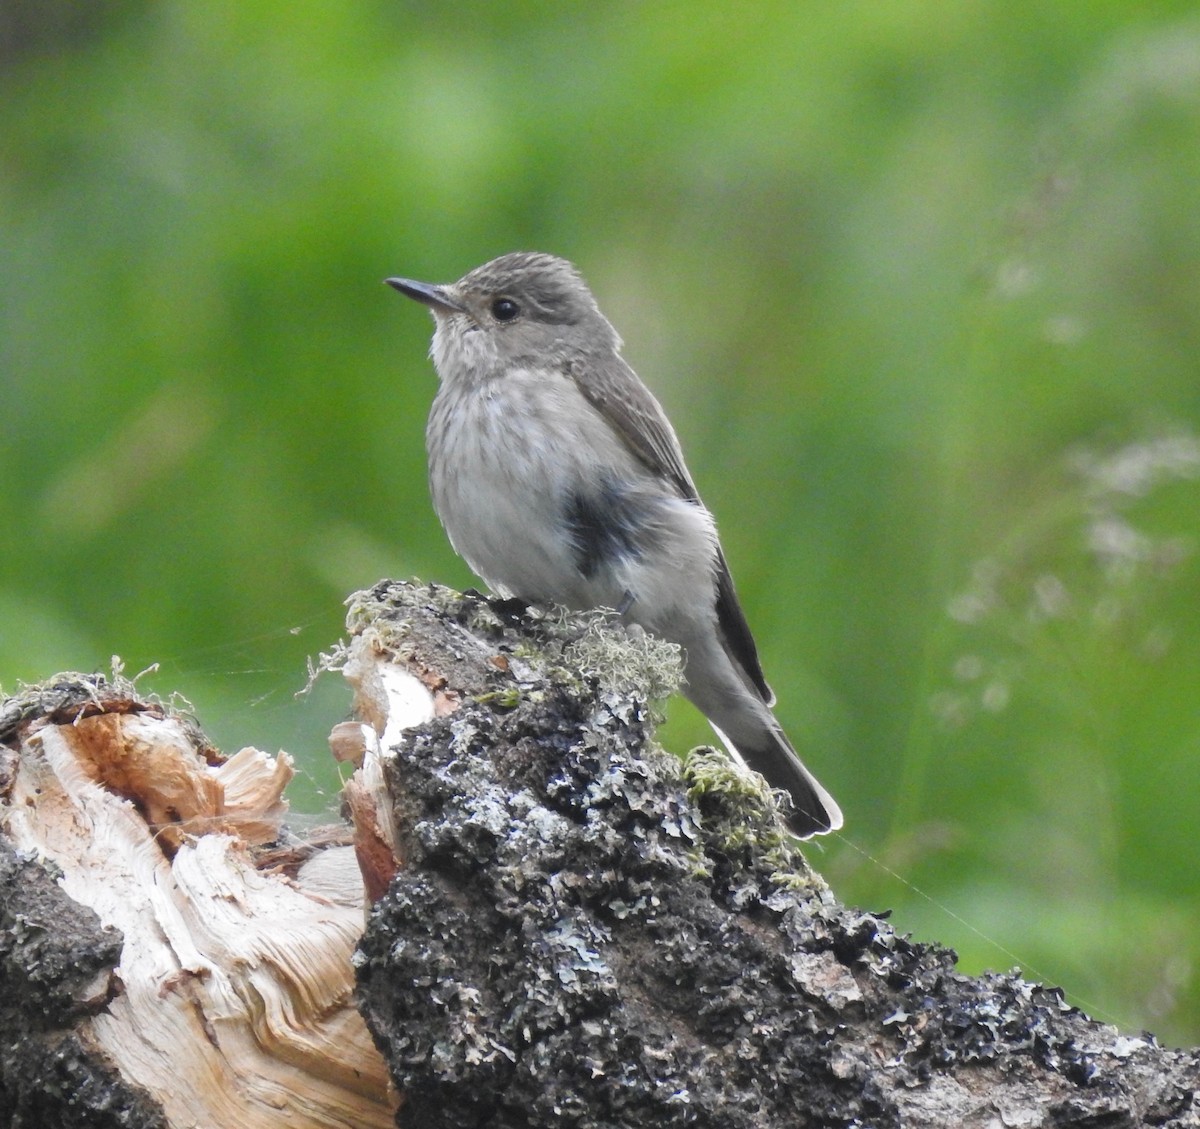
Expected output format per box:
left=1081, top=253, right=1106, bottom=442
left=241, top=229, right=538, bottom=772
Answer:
left=0, top=689, right=398, bottom=1128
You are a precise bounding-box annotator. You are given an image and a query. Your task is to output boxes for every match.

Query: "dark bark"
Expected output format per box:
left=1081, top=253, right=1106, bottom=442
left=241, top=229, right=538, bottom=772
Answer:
left=350, top=582, right=1200, bottom=1129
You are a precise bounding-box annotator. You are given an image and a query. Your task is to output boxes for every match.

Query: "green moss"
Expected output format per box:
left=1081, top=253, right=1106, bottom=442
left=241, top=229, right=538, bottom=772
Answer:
left=683, top=748, right=826, bottom=893
left=474, top=688, right=522, bottom=710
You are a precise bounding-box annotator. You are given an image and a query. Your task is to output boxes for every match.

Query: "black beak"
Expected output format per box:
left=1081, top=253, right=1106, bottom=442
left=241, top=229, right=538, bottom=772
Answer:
left=385, top=277, right=466, bottom=314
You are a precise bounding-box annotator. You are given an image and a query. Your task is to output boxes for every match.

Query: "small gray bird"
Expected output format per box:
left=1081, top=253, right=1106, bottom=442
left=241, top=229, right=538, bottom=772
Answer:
left=386, top=252, right=842, bottom=837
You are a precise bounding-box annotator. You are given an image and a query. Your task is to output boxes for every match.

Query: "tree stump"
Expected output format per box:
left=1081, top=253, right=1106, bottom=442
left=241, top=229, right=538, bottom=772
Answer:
left=0, top=581, right=1196, bottom=1127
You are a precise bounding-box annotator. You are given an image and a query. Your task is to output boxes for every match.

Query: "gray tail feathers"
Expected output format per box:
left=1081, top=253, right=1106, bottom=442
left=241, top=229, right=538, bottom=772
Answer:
left=713, top=722, right=843, bottom=839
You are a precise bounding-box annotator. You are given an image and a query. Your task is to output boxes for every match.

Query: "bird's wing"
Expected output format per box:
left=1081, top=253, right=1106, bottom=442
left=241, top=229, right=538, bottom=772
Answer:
left=569, top=354, right=699, bottom=500
left=713, top=547, right=775, bottom=706
left=570, top=354, right=775, bottom=705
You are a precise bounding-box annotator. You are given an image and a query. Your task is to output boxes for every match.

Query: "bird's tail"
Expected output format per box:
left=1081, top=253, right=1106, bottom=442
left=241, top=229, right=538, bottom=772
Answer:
left=709, top=719, right=843, bottom=839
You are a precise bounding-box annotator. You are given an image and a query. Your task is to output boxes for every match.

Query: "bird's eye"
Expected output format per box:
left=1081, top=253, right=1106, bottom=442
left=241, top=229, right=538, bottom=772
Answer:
left=490, top=297, right=521, bottom=322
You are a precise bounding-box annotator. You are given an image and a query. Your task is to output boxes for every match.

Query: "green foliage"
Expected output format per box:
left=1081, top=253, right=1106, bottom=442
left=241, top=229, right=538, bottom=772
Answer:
left=3, top=2, right=1200, bottom=1043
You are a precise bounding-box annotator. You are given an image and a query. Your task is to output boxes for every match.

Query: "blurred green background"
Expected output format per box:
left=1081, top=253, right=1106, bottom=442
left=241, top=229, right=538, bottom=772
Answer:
left=4, top=1, right=1200, bottom=1044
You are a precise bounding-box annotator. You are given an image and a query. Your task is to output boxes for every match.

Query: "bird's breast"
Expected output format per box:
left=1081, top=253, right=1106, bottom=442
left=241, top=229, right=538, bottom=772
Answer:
left=425, top=367, right=693, bottom=610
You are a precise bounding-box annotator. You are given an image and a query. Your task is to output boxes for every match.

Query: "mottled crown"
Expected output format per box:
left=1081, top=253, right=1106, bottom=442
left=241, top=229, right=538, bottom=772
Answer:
left=455, top=252, right=601, bottom=326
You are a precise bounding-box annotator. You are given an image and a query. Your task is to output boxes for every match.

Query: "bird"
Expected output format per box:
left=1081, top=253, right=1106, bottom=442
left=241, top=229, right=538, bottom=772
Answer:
left=385, top=251, right=842, bottom=837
